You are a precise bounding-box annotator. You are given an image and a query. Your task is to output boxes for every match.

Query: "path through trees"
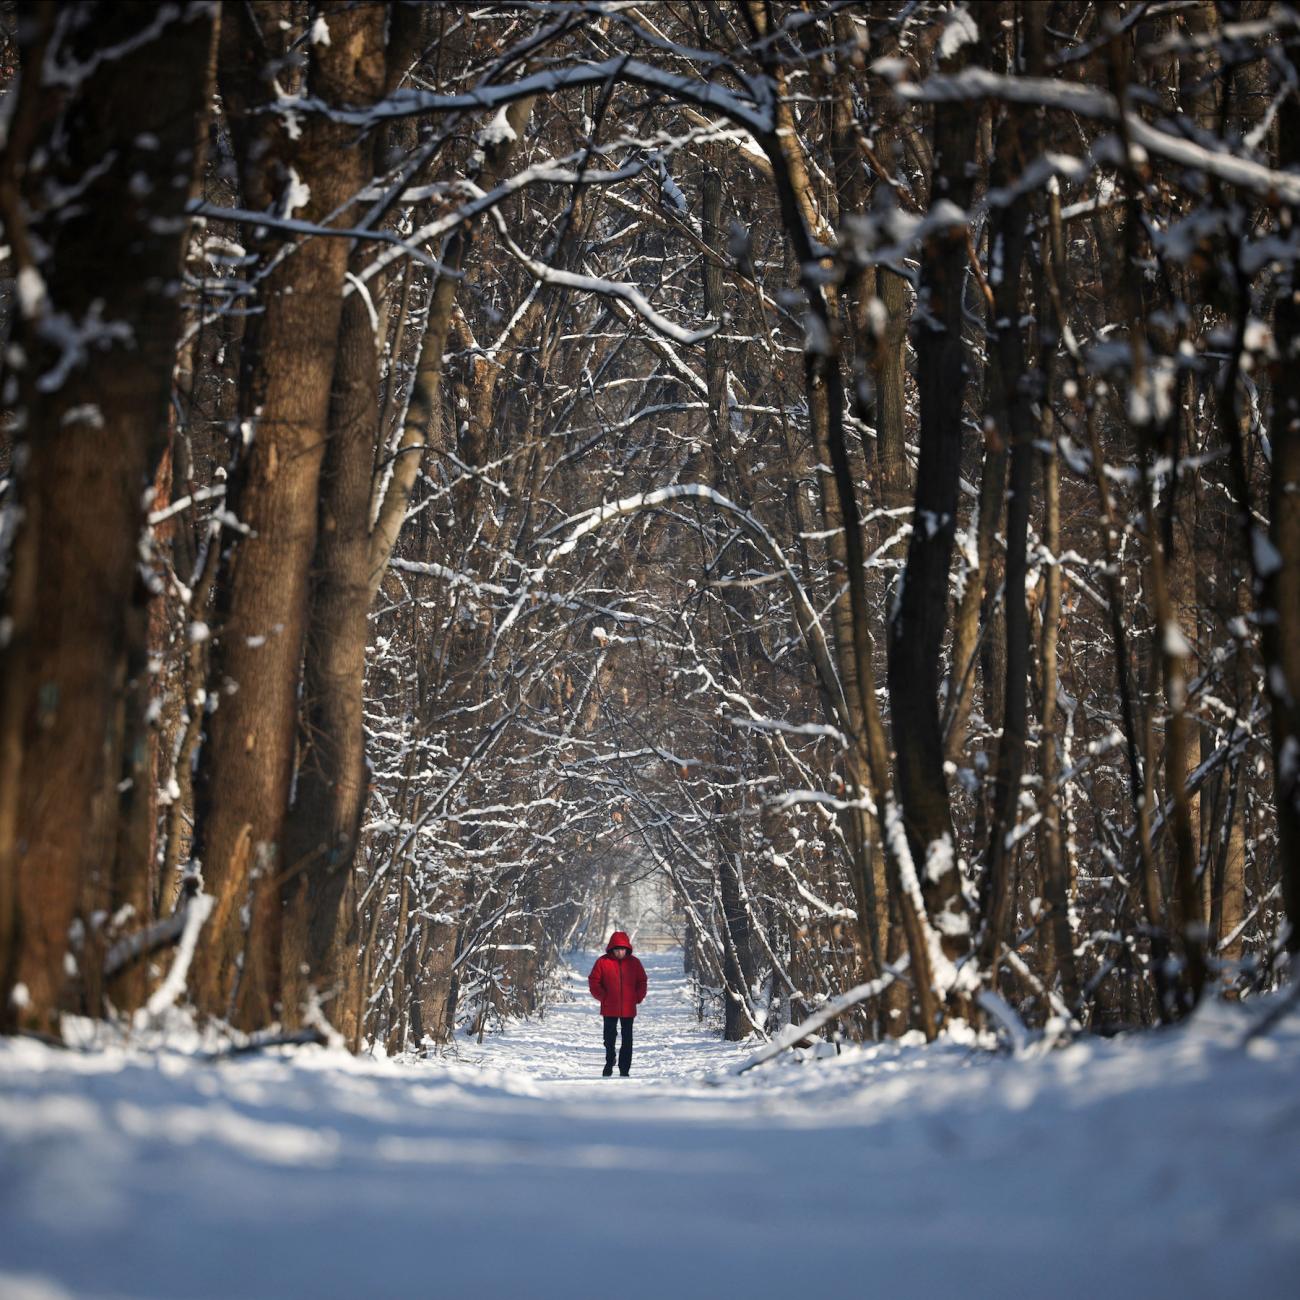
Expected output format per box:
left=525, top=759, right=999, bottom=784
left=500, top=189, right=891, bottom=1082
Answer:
left=1, top=0, right=1298, bottom=1063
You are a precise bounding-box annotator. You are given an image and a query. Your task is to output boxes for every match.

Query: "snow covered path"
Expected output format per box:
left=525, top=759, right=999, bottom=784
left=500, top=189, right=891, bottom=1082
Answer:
left=3, top=953, right=1300, bottom=1299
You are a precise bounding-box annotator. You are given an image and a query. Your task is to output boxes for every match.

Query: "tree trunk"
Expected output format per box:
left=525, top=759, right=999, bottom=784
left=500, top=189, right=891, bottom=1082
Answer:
left=0, top=2, right=217, bottom=1034
left=760, top=145, right=941, bottom=1037
left=191, top=1, right=388, bottom=1029
left=1036, top=386, right=1081, bottom=1007
left=280, top=289, right=381, bottom=1027
left=886, top=32, right=980, bottom=978
left=979, top=3, right=1041, bottom=990
left=1261, top=165, right=1300, bottom=960
left=703, top=167, right=757, bottom=1041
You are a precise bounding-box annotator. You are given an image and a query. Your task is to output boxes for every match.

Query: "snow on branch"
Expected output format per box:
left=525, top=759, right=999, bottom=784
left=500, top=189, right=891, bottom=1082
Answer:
left=885, top=66, right=1300, bottom=206
left=137, top=889, right=214, bottom=1022
left=486, top=207, right=718, bottom=345
left=725, top=715, right=849, bottom=748
left=487, top=484, right=851, bottom=741
left=500, top=484, right=801, bottom=638
left=358, top=158, right=649, bottom=286
left=189, top=201, right=453, bottom=274
left=727, top=958, right=910, bottom=1077
left=767, top=788, right=876, bottom=815
left=277, top=58, right=775, bottom=136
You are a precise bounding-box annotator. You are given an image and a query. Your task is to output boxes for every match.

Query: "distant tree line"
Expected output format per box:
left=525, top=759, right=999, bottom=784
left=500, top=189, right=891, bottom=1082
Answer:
left=0, top=0, right=1296, bottom=1051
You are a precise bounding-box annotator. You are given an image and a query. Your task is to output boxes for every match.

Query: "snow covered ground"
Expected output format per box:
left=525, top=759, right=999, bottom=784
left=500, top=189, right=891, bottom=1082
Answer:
left=2, top=952, right=1299, bottom=1299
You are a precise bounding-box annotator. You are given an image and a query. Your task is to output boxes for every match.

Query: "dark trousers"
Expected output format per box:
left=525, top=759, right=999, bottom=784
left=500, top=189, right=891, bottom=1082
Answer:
left=603, top=1015, right=634, bottom=1074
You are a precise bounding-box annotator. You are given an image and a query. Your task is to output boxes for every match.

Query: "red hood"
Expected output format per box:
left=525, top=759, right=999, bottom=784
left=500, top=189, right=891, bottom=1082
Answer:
left=606, top=931, right=633, bottom=953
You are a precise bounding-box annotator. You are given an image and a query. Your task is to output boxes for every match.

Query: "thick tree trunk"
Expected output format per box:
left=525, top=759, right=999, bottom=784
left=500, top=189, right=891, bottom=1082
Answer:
left=296, top=92, right=537, bottom=1035
left=0, top=2, right=217, bottom=1034
left=280, top=290, right=379, bottom=1026
left=192, top=2, right=388, bottom=1028
left=269, top=5, right=422, bottom=1031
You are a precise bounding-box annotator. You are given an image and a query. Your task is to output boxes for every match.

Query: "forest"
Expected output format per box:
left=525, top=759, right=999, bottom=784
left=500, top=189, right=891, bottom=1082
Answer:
left=1, top=2, right=1299, bottom=1295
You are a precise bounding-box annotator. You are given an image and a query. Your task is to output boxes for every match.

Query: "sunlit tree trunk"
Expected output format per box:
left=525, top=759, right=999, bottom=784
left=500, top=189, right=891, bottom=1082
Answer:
left=192, top=1, right=388, bottom=1029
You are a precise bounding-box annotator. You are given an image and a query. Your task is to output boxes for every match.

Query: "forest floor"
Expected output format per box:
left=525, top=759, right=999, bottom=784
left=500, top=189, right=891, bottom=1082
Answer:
left=2, top=952, right=1300, bottom=1299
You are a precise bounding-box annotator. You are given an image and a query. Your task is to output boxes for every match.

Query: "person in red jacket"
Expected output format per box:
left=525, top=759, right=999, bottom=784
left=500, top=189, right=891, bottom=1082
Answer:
left=587, top=931, right=647, bottom=1077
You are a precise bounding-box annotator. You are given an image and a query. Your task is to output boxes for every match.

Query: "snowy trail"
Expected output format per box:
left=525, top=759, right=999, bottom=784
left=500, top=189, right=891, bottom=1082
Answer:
left=3, top=952, right=1300, bottom=1299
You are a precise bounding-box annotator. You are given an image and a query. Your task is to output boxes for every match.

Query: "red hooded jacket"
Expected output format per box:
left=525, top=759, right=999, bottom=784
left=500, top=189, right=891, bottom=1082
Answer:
left=588, top=931, right=647, bottom=1018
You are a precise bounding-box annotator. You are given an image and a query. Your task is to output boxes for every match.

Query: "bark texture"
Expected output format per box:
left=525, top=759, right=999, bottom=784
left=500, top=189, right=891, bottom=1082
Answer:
left=192, top=2, right=388, bottom=1027
left=0, top=1, right=217, bottom=1033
